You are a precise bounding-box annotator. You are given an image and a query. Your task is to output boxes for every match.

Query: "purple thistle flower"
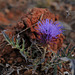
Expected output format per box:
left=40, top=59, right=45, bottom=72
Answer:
left=35, top=19, right=64, bottom=43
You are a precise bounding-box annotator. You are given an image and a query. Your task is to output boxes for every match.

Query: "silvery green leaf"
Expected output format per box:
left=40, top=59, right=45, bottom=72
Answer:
left=27, top=65, right=34, bottom=67
left=40, top=58, right=45, bottom=64
left=69, top=59, right=75, bottom=75
left=45, top=67, right=49, bottom=73
left=15, top=38, right=20, bottom=49
left=59, top=57, right=70, bottom=61
left=53, top=64, right=57, bottom=75
left=2, top=31, right=11, bottom=44
left=67, top=46, right=75, bottom=57
left=61, top=49, right=66, bottom=57
left=58, top=63, right=62, bottom=69
left=64, top=43, right=70, bottom=53
left=11, top=36, right=15, bottom=47
left=33, top=65, right=38, bottom=71
left=22, top=39, right=25, bottom=49
left=20, top=51, right=27, bottom=62
left=57, top=50, right=60, bottom=56
left=20, top=39, right=25, bottom=52
left=59, top=57, right=75, bottom=75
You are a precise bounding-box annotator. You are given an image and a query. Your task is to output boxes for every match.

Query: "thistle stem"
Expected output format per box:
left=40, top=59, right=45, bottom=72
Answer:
left=43, top=47, right=47, bottom=59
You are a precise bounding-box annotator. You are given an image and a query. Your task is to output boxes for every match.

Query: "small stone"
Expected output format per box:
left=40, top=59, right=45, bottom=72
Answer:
left=1, top=58, right=5, bottom=63
left=64, top=71, right=69, bottom=75
left=17, top=57, right=22, bottom=63
left=24, top=69, right=32, bottom=75
left=8, top=60, right=13, bottom=64
left=5, top=8, right=10, bottom=13
left=70, top=32, right=75, bottom=40
left=10, top=51, right=16, bottom=57
left=6, top=64, right=10, bottom=67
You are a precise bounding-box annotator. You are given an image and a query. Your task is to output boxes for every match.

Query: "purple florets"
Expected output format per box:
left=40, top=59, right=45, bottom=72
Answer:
left=36, top=19, right=64, bottom=43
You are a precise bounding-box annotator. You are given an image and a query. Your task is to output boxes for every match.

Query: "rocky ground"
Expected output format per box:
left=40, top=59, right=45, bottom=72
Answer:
left=0, top=0, right=75, bottom=75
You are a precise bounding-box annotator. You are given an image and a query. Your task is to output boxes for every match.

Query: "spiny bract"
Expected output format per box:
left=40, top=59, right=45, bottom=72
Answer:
left=35, top=19, right=64, bottom=43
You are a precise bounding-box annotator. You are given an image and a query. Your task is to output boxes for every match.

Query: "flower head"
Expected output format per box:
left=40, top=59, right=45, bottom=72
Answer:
left=35, top=19, right=64, bottom=43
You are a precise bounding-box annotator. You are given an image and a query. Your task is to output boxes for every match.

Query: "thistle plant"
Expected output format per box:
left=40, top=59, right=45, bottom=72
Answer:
left=35, top=19, right=65, bottom=53
left=2, top=31, right=28, bottom=61
left=2, top=19, right=75, bottom=75
left=35, top=19, right=64, bottom=43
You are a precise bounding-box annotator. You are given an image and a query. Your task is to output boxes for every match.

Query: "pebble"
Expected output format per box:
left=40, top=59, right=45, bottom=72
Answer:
left=24, top=69, right=32, bottom=75
left=70, top=32, right=75, bottom=40
left=17, top=57, right=23, bottom=63
left=10, top=51, right=16, bottom=57
left=0, top=60, right=1, bottom=63
left=8, top=60, right=13, bottom=64
left=0, top=58, right=5, bottom=63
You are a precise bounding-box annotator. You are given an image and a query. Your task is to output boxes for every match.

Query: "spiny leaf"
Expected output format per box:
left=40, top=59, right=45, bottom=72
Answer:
left=22, top=39, right=25, bottom=51
left=11, top=36, right=15, bottom=47
left=20, top=51, right=27, bottom=62
left=61, top=49, right=66, bottom=57
left=15, top=38, right=20, bottom=49
left=57, top=50, right=60, bottom=56
left=58, top=63, right=62, bottom=69
left=67, top=46, right=75, bottom=57
left=2, top=31, right=11, bottom=44
left=64, top=43, right=70, bottom=53
left=20, top=39, right=25, bottom=52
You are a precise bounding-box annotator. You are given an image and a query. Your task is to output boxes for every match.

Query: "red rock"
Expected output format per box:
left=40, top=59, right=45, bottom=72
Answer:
left=0, top=12, right=10, bottom=25
left=0, top=8, right=65, bottom=57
